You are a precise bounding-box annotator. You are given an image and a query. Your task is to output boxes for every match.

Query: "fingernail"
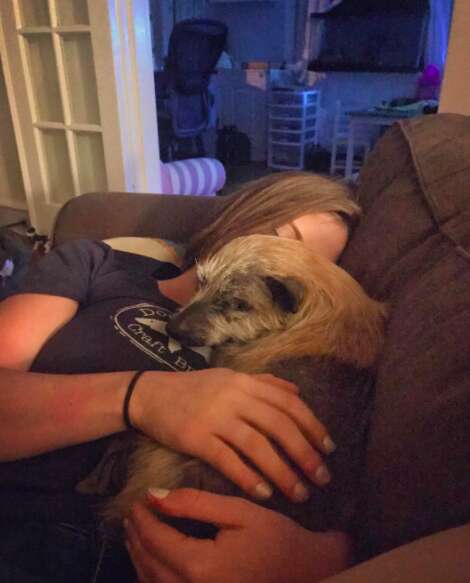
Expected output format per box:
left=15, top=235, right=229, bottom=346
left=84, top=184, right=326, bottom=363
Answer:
left=323, top=436, right=337, bottom=454
left=293, top=482, right=310, bottom=502
left=315, top=465, right=331, bottom=486
left=123, top=518, right=129, bottom=530
left=254, top=482, right=273, bottom=500
left=148, top=487, right=170, bottom=499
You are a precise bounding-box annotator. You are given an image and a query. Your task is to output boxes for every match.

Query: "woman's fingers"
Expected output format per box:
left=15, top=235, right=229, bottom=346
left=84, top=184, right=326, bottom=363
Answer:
left=249, top=377, right=336, bottom=456
left=178, top=373, right=334, bottom=501
left=197, top=434, right=275, bottom=501
left=126, top=503, right=191, bottom=582
left=125, top=520, right=155, bottom=583
left=126, top=498, right=250, bottom=583
left=219, top=420, right=313, bottom=501
left=252, top=373, right=299, bottom=393
left=126, top=535, right=157, bottom=583
left=135, top=369, right=335, bottom=504
left=145, top=487, right=251, bottom=527
left=193, top=417, right=326, bottom=502
left=127, top=492, right=354, bottom=583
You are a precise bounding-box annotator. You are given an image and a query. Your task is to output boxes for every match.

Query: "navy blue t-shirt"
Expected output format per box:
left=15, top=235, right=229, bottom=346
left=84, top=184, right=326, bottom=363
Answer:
left=0, top=240, right=209, bottom=524
left=21, top=240, right=209, bottom=374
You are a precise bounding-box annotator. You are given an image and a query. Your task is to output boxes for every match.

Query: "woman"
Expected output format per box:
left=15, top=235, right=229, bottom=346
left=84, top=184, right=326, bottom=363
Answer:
left=0, top=172, right=359, bottom=582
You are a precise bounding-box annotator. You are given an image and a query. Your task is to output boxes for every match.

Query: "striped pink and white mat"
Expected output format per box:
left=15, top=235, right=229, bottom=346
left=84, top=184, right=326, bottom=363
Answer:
left=160, top=158, right=225, bottom=196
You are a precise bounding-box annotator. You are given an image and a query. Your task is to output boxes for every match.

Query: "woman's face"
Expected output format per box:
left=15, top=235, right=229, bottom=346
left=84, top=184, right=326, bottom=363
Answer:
left=275, top=212, right=349, bottom=262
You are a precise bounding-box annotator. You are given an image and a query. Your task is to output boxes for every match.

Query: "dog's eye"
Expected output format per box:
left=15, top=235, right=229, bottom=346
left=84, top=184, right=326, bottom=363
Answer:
left=216, top=298, right=230, bottom=311
left=232, top=298, right=252, bottom=312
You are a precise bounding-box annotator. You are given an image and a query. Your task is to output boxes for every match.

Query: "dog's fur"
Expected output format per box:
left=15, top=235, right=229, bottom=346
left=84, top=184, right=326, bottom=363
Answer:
left=104, top=235, right=387, bottom=525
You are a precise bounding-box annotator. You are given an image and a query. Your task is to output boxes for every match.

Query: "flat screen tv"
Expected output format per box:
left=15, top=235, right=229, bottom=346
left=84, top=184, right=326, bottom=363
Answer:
left=308, top=0, right=430, bottom=73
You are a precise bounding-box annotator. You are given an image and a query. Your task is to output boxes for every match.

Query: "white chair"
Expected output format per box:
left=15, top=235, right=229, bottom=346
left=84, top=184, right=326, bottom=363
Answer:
left=329, top=100, right=371, bottom=177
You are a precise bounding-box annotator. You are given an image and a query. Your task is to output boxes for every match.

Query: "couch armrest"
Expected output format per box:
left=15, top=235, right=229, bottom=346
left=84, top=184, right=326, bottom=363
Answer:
left=52, top=192, right=226, bottom=247
left=324, top=523, right=470, bottom=583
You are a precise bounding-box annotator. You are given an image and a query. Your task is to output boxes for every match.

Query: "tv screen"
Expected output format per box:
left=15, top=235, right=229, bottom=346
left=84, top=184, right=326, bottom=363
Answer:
left=308, top=0, right=430, bottom=73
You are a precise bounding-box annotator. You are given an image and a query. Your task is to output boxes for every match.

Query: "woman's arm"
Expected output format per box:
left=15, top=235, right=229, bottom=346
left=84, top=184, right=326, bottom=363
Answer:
left=0, top=293, right=134, bottom=460
left=0, top=366, right=134, bottom=461
left=1, top=293, right=79, bottom=371
left=0, top=294, right=334, bottom=501
left=126, top=488, right=353, bottom=583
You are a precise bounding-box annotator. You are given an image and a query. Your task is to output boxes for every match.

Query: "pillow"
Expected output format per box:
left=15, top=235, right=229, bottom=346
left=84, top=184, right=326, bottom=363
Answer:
left=103, top=237, right=185, bottom=267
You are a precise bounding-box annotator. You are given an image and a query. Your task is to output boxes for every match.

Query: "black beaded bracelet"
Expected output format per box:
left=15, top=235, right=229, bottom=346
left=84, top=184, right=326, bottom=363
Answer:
left=123, top=370, right=146, bottom=431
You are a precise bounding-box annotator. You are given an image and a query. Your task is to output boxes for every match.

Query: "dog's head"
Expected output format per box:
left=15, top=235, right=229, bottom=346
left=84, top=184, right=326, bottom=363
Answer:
left=167, top=235, right=387, bottom=369
left=166, top=239, right=306, bottom=347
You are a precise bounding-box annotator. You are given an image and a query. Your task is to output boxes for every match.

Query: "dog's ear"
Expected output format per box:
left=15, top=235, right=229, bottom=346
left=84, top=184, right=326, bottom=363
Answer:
left=263, top=276, right=304, bottom=313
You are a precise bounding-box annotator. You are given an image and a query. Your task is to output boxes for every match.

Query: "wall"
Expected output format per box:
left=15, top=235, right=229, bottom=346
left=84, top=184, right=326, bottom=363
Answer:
left=169, top=0, right=305, bottom=65
left=439, top=0, right=470, bottom=114
left=198, top=1, right=296, bottom=63
left=0, top=56, right=26, bottom=209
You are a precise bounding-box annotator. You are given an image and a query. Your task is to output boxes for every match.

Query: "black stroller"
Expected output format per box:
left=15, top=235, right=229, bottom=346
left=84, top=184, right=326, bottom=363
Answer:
left=156, top=19, right=228, bottom=160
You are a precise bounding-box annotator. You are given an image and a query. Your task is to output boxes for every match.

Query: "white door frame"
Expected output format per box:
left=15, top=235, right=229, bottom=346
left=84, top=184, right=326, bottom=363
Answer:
left=93, top=0, right=161, bottom=193
left=0, top=0, right=161, bottom=234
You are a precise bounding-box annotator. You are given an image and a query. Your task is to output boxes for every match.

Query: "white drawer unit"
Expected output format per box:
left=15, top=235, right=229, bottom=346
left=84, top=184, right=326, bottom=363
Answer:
left=268, top=88, right=320, bottom=170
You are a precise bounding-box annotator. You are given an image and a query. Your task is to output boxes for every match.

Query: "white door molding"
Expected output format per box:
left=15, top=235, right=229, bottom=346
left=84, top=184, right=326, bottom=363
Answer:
left=93, top=0, right=161, bottom=193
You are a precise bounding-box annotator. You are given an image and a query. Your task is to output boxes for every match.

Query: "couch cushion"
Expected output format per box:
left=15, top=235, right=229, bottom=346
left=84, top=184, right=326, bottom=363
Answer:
left=340, top=113, right=470, bottom=558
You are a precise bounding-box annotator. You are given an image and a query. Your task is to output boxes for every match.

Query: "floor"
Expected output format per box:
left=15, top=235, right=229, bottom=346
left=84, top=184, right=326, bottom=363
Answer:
left=219, top=161, right=275, bottom=196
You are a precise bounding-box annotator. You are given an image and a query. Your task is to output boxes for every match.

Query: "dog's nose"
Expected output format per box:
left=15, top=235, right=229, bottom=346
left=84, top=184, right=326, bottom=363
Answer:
left=167, top=313, right=205, bottom=346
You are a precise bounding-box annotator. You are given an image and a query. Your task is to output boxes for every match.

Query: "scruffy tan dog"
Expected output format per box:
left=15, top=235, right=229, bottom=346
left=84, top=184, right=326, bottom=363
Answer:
left=105, top=235, right=387, bottom=525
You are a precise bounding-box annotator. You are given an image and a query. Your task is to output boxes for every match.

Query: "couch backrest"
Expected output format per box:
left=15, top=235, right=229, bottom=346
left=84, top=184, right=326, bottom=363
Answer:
left=340, top=113, right=470, bottom=557
left=52, top=192, right=225, bottom=247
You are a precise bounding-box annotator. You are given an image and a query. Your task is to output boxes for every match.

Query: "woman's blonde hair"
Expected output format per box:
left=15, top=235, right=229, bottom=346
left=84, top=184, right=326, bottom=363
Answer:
left=186, top=171, right=360, bottom=263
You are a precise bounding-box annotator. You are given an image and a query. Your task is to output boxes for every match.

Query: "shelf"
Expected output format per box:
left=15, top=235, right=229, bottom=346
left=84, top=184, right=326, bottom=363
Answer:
left=269, top=162, right=303, bottom=170
left=271, top=88, right=319, bottom=94
left=270, top=128, right=303, bottom=134
left=268, top=88, right=320, bottom=171
left=270, top=129, right=317, bottom=135
left=268, top=103, right=317, bottom=109
left=269, top=115, right=317, bottom=121
left=271, top=139, right=316, bottom=146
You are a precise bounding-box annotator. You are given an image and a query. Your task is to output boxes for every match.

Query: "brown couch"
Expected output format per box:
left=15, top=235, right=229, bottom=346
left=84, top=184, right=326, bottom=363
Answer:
left=53, top=113, right=470, bottom=581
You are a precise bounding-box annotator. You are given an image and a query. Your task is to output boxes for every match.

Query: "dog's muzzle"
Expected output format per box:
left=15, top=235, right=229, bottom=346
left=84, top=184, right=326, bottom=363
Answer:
left=167, top=304, right=207, bottom=346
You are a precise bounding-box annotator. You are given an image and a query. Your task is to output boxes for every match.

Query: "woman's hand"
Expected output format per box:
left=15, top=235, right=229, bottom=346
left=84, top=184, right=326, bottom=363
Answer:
left=125, top=488, right=352, bottom=583
left=130, top=369, right=335, bottom=503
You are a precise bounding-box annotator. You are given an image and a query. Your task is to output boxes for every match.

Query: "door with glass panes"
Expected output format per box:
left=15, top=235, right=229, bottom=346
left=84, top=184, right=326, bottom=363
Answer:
left=0, top=0, right=160, bottom=234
